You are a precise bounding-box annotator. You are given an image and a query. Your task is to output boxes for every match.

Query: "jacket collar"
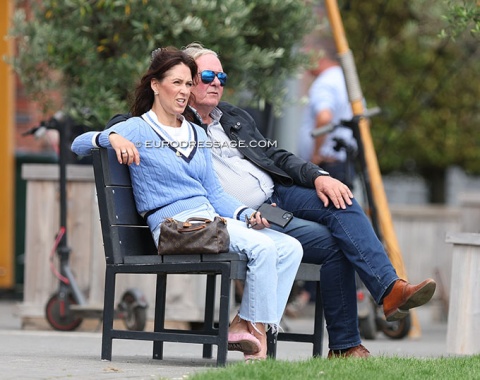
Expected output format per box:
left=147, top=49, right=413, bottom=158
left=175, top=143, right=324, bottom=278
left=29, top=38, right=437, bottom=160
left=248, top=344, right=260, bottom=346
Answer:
left=217, top=102, right=243, bottom=132
left=185, top=105, right=223, bottom=131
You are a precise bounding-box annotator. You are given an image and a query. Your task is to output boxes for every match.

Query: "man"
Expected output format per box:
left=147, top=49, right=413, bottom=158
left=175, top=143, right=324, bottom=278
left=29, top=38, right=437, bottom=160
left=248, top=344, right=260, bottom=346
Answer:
left=182, top=43, right=436, bottom=358
left=107, top=43, right=436, bottom=358
left=298, top=56, right=358, bottom=189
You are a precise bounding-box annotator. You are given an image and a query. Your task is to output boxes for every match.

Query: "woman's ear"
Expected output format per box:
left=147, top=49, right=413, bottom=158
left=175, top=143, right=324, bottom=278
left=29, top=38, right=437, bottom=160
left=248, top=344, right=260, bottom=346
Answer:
left=151, top=79, right=159, bottom=95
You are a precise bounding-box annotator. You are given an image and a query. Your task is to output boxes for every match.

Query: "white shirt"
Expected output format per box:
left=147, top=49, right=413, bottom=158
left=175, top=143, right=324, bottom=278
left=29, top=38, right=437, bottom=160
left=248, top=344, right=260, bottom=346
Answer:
left=298, top=66, right=357, bottom=162
left=192, top=107, right=274, bottom=209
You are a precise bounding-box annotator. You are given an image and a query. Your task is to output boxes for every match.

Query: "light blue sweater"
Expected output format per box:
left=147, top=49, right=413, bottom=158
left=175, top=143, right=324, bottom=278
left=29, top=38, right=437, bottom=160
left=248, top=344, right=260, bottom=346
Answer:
left=71, top=116, right=256, bottom=232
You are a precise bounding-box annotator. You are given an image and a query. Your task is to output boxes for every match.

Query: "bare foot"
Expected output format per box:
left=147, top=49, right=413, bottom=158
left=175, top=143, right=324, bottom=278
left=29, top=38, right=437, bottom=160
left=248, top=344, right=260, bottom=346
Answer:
left=228, top=315, right=261, bottom=354
left=228, top=314, right=249, bottom=334
left=244, top=322, right=267, bottom=361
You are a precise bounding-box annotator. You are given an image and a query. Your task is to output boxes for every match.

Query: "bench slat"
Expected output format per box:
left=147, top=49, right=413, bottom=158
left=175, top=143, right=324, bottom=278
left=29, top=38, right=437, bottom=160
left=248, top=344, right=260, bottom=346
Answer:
left=103, top=148, right=132, bottom=186
left=110, top=226, right=158, bottom=262
left=106, top=186, right=145, bottom=226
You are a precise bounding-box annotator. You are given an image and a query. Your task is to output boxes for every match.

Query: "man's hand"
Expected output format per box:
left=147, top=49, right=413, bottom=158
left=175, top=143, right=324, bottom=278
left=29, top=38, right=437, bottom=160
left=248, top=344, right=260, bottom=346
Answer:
left=109, top=133, right=140, bottom=166
left=314, top=176, right=353, bottom=209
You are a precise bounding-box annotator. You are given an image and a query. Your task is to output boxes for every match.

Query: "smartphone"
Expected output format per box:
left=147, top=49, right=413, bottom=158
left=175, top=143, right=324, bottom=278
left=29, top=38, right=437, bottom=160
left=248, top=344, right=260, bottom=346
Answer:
left=256, top=203, right=294, bottom=228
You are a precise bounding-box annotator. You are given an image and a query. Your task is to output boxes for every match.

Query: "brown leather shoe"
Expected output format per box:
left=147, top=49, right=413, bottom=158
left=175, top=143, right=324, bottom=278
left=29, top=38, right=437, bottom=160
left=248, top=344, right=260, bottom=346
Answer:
left=383, top=279, right=436, bottom=321
left=328, top=344, right=371, bottom=358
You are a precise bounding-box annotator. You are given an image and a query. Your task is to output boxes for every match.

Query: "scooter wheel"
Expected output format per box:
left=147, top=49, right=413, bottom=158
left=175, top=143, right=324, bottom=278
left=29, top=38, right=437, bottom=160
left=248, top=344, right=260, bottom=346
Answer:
left=119, top=292, right=147, bottom=331
left=380, top=313, right=411, bottom=340
left=45, top=293, right=83, bottom=331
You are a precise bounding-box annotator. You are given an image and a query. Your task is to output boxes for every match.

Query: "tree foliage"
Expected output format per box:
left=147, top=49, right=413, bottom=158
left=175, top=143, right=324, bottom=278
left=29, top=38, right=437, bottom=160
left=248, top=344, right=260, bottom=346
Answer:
left=440, top=0, right=480, bottom=40
left=8, top=0, right=315, bottom=127
left=340, top=0, right=480, bottom=202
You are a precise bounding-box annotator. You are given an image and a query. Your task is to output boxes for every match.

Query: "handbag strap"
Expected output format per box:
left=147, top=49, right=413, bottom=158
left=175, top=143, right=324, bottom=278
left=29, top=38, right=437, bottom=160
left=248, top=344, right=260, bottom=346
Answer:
left=179, top=217, right=211, bottom=232
left=163, top=217, right=210, bottom=233
left=163, top=217, right=226, bottom=233
left=187, top=217, right=227, bottom=224
left=185, top=217, right=212, bottom=224
left=179, top=224, right=207, bottom=233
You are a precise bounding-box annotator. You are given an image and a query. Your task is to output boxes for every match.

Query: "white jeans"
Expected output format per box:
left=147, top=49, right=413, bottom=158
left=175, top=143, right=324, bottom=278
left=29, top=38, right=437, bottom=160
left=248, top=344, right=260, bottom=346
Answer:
left=152, top=203, right=303, bottom=326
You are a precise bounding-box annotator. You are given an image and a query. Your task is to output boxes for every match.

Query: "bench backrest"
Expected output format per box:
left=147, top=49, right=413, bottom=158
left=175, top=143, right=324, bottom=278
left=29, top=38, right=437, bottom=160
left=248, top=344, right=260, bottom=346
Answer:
left=92, top=148, right=157, bottom=264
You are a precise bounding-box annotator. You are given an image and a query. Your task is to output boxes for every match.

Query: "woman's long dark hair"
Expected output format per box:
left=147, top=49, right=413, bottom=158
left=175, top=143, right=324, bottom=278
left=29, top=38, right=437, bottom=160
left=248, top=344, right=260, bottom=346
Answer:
left=130, top=47, right=198, bottom=116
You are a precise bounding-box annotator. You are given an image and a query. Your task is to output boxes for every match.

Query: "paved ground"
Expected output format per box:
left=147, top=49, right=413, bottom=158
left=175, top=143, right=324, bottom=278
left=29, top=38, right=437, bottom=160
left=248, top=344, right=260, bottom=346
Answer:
left=0, top=299, right=451, bottom=380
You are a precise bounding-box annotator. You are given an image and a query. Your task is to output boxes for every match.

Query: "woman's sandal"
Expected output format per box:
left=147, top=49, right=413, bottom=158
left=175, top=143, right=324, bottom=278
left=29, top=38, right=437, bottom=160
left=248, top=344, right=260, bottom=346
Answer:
left=227, top=332, right=261, bottom=354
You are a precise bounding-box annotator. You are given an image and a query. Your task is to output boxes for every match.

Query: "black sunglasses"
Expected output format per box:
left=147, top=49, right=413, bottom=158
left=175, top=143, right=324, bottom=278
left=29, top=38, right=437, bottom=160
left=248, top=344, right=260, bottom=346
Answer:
left=199, top=70, right=228, bottom=86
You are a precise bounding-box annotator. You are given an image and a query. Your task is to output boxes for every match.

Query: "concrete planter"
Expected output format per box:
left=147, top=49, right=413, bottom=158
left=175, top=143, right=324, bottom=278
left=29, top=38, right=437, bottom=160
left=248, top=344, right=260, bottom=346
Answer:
left=445, top=232, right=480, bottom=355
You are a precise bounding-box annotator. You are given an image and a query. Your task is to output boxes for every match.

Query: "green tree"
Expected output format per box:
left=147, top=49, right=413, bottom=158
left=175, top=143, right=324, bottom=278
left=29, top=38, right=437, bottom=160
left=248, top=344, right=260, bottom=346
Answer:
left=440, top=0, right=480, bottom=40
left=8, top=0, right=315, bottom=127
left=341, top=0, right=480, bottom=203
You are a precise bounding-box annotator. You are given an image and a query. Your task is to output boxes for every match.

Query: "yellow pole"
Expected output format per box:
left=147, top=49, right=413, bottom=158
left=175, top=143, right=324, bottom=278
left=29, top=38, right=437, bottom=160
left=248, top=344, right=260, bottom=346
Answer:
left=324, top=0, right=421, bottom=337
left=0, top=0, right=15, bottom=289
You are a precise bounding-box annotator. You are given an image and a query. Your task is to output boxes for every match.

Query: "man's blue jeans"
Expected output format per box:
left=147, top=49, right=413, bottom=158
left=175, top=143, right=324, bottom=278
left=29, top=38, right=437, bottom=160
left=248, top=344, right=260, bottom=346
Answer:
left=270, top=183, right=398, bottom=350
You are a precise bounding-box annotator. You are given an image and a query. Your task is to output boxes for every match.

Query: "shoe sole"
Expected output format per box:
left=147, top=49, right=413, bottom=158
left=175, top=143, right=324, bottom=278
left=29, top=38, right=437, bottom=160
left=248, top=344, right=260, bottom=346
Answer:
left=385, top=281, right=436, bottom=322
left=228, top=341, right=260, bottom=354
left=228, top=331, right=262, bottom=354
left=402, top=281, right=436, bottom=310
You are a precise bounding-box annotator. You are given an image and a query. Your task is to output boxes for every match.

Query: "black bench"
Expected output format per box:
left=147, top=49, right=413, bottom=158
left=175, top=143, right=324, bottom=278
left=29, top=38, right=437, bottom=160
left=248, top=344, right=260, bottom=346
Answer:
left=92, top=148, right=324, bottom=366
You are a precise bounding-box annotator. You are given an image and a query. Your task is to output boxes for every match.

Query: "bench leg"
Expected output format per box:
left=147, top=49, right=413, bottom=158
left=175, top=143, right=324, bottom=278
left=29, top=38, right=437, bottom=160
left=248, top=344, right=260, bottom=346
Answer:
left=215, top=270, right=231, bottom=367
left=101, top=268, right=116, bottom=361
left=153, top=273, right=167, bottom=360
left=202, top=274, right=216, bottom=359
left=312, top=280, right=324, bottom=357
left=267, top=329, right=278, bottom=359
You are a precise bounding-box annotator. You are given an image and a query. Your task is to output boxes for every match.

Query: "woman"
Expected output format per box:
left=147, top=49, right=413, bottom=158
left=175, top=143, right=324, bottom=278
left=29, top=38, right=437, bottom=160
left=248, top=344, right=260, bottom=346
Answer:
left=71, top=47, right=303, bottom=361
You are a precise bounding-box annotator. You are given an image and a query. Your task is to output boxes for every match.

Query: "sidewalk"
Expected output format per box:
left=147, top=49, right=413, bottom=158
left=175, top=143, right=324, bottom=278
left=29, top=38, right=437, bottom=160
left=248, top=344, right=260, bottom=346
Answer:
left=0, top=300, right=450, bottom=380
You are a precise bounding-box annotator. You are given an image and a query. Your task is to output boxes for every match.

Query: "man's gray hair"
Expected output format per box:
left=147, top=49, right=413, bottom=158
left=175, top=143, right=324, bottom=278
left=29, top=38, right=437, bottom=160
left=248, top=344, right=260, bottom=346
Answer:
left=183, top=42, right=218, bottom=60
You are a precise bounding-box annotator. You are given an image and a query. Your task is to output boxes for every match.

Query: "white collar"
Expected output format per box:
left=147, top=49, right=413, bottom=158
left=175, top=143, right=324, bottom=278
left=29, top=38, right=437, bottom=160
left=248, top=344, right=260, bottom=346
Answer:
left=142, top=110, right=195, bottom=158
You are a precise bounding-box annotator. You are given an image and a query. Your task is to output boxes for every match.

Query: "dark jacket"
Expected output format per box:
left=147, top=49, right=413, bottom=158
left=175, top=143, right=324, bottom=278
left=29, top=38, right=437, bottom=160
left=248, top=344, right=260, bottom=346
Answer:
left=106, top=102, right=322, bottom=188
left=186, top=102, right=322, bottom=188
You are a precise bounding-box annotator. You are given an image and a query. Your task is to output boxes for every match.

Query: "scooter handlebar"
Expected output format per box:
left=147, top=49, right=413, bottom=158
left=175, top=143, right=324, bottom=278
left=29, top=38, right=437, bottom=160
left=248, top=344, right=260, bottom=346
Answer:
left=310, top=107, right=381, bottom=138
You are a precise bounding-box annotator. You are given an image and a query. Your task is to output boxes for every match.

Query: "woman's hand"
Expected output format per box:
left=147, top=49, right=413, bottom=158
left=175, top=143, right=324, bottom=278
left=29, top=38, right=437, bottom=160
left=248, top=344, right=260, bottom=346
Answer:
left=248, top=209, right=271, bottom=230
left=109, top=133, right=140, bottom=165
